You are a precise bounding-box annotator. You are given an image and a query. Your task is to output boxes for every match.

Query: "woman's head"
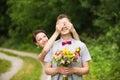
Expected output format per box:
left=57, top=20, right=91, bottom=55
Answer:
left=33, top=30, right=48, bottom=48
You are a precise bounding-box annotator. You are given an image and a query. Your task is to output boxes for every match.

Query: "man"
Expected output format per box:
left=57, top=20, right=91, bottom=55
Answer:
left=44, top=14, right=91, bottom=80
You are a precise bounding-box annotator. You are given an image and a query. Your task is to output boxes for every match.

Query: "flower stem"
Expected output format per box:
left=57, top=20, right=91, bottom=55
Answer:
left=62, top=75, right=68, bottom=80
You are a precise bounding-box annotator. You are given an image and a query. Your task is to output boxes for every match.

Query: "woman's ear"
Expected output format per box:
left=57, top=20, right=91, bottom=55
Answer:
left=35, top=42, right=39, bottom=46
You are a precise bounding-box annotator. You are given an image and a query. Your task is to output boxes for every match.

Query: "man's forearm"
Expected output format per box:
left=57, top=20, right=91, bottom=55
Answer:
left=45, top=67, right=59, bottom=76
left=73, top=67, right=89, bottom=75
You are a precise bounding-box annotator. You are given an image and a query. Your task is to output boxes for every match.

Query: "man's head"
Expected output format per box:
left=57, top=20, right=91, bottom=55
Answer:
left=57, top=14, right=71, bottom=35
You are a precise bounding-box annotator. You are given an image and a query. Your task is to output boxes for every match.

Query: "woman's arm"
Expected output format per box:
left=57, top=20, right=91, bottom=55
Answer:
left=67, top=22, right=80, bottom=40
left=71, top=26, right=80, bottom=40
left=38, top=31, right=59, bottom=64
left=38, top=23, right=62, bottom=64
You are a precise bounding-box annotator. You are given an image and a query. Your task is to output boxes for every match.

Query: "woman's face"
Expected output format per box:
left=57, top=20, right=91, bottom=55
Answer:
left=35, top=32, right=48, bottom=48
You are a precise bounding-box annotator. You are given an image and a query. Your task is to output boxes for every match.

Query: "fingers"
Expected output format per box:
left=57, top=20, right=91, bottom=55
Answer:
left=58, top=66, right=73, bottom=76
left=67, top=22, right=73, bottom=28
left=58, top=66, right=66, bottom=75
left=56, top=22, right=63, bottom=33
left=56, top=20, right=74, bottom=33
left=66, top=22, right=75, bottom=33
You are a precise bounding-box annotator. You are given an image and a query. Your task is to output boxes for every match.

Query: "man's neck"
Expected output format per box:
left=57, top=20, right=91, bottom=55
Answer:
left=61, top=33, right=72, bottom=40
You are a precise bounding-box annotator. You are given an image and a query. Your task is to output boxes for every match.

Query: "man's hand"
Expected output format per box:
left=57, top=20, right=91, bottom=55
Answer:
left=58, top=66, right=75, bottom=76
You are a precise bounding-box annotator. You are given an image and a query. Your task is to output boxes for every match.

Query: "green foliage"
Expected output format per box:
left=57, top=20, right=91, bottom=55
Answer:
left=1, top=38, right=42, bottom=53
left=92, top=0, right=120, bottom=33
left=83, top=23, right=120, bottom=80
left=6, top=0, right=100, bottom=42
left=0, top=0, right=10, bottom=37
left=0, top=59, right=11, bottom=74
left=0, top=50, right=42, bottom=80
left=0, top=0, right=120, bottom=79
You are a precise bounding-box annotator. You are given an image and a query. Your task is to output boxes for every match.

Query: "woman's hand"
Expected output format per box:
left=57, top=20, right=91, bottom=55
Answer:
left=55, top=22, right=63, bottom=34
left=66, top=21, right=80, bottom=40
left=66, top=22, right=75, bottom=33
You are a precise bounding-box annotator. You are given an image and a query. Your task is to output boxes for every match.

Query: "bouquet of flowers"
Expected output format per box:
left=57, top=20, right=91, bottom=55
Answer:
left=52, top=47, right=81, bottom=80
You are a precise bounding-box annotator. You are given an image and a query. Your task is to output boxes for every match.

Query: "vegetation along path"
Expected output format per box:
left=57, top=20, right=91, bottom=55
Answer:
left=0, top=52, right=23, bottom=80
left=0, top=48, right=47, bottom=80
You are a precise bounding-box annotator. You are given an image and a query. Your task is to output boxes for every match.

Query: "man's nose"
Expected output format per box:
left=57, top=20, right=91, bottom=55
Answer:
left=63, top=23, right=66, bottom=28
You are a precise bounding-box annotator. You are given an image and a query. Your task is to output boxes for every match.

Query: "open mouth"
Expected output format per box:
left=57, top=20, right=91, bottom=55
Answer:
left=62, top=27, right=68, bottom=31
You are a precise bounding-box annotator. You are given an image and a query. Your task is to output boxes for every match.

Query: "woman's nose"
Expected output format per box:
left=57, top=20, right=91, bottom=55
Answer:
left=42, top=38, right=47, bottom=42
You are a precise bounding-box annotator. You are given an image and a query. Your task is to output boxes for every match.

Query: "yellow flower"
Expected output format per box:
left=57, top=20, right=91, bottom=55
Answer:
left=76, top=47, right=81, bottom=52
left=62, top=49, right=69, bottom=54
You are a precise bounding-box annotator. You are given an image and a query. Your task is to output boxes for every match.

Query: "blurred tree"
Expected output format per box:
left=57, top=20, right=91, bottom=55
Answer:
left=7, top=0, right=100, bottom=43
left=92, top=0, right=120, bottom=32
left=0, top=0, right=11, bottom=45
left=0, top=0, right=10, bottom=37
left=0, top=0, right=119, bottom=79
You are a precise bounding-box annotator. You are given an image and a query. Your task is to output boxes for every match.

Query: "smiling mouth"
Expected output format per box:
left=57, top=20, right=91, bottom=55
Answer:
left=62, top=27, right=68, bottom=31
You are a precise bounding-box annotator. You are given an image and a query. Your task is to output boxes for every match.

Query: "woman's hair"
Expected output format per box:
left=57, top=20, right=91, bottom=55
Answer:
left=32, top=29, right=48, bottom=44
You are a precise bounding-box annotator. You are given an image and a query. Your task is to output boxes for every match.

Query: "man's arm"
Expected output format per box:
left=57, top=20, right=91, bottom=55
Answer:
left=44, top=62, right=66, bottom=76
left=72, top=61, right=89, bottom=75
left=64, top=61, right=90, bottom=76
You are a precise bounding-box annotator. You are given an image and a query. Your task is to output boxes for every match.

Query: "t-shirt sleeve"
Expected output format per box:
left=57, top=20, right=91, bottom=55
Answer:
left=44, top=49, right=52, bottom=63
left=81, top=43, right=91, bottom=62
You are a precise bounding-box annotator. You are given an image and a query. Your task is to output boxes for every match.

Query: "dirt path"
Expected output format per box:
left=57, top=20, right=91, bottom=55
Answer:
left=0, top=48, right=38, bottom=59
left=0, top=48, right=48, bottom=80
left=0, top=52, right=23, bottom=80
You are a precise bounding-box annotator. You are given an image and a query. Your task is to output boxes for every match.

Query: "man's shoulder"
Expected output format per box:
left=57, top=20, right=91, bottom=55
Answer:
left=52, top=39, right=61, bottom=46
left=73, top=39, right=84, bottom=43
left=55, top=39, right=61, bottom=43
left=73, top=39, right=86, bottom=46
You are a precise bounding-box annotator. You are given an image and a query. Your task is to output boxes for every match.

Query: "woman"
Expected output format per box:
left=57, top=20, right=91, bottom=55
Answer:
left=33, top=21, right=80, bottom=80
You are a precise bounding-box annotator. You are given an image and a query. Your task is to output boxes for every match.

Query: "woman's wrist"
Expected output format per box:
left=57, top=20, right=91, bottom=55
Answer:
left=71, top=28, right=76, bottom=33
left=55, top=30, right=60, bottom=35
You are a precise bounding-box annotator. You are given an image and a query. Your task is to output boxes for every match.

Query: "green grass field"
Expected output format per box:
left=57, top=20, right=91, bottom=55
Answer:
left=0, top=50, right=42, bottom=80
left=0, top=59, right=11, bottom=74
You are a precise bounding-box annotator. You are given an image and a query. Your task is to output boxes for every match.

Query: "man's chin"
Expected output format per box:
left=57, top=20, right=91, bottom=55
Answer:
left=61, top=31, right=70, bottom=35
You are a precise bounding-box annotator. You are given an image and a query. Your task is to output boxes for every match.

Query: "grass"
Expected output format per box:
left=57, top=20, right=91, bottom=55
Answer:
left=0, top=59, right=11, bottom=74
left=0, top=50, right=43, bottom=80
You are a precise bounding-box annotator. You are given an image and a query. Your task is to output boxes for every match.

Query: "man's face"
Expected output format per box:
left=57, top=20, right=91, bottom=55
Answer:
left=57, top=18, right=70, bottom=35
